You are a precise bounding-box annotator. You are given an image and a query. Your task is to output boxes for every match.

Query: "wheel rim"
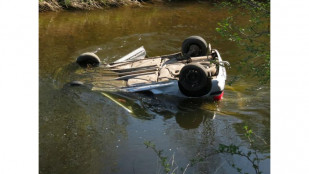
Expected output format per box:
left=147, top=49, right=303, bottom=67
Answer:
left=184, top=69, right=202, bottom=88
left=178, top=62, right=212, bottom=97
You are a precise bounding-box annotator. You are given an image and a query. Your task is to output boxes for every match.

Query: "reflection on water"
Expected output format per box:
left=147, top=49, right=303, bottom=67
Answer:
left=40, top=1, right=270, bottom=174
left=104, top=92, right=216, bottom=130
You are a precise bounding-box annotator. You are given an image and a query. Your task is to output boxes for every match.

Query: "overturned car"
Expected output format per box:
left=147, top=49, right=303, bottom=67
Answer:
left=75, top=36, right=229, bottom=101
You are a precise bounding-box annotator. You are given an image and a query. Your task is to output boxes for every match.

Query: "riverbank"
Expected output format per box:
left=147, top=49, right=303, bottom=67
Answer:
left=39, top=0, right=221, bottom=12
left=39, top=0, right=162, bottom=12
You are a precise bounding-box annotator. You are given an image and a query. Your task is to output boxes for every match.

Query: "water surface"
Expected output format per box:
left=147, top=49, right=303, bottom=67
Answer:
left=39, top=2, right=270, bottom=174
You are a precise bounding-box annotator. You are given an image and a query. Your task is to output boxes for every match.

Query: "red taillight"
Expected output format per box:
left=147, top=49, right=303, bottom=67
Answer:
left=213, top=91, right=224, bottom=101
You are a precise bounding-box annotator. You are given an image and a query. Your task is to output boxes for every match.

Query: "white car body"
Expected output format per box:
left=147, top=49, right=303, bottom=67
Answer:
left=108, top=46, right=227, bottom=100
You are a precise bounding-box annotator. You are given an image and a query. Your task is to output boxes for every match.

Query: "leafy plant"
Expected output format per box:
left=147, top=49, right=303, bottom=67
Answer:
left=145, top=125, right=268, bottom=174
left=64, top=0, right=71, bottom=7
left=144, top=141, right=178, bottom=174
left=216, top=126, right=268, bottom=174
left=216, top=0, right=270, bottom=84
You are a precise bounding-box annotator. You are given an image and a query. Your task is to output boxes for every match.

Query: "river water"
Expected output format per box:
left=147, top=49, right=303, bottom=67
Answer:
left=39, top=2, right=270, bottom=174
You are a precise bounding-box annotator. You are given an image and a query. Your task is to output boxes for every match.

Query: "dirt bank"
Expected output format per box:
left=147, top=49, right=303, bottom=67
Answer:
left=39, top=0, right=165, bottom=12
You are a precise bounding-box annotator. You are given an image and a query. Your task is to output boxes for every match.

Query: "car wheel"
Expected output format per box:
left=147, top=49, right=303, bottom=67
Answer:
left=178, top=63, right=212, bottom=97
left=181, top=36, right=208, bottom=57
left=76, top=52, right=101, bottom=68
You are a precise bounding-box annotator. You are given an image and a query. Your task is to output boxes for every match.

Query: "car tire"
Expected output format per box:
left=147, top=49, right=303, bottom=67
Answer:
left=76, top=52, right=101, bottom=68
left=181, top=36, right=208, bottom=57
left=69, top=81, right=84, bottom=86
left=178, top=63, right=212, bottom=97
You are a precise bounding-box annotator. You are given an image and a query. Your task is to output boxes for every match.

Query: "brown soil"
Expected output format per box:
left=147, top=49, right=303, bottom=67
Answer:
left=39, top=0, right=147, bottom=12
left=39, top=0, right=62, bottom=12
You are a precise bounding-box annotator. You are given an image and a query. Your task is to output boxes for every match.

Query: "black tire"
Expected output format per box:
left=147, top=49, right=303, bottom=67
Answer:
left=76, top=52, right=101, bottom=68
left=181, top=36, right=208, bottom=57
left=178, top=63, right=212, bottom=97
left=69, top=81, right=84, bottom=86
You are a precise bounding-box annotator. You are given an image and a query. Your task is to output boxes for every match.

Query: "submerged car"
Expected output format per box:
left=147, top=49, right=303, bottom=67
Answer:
left=75, top=36, right=230, bottom=101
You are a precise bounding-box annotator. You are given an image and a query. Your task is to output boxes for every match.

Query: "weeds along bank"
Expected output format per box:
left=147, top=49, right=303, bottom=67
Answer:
left=39, top=0, right=165, bottom=12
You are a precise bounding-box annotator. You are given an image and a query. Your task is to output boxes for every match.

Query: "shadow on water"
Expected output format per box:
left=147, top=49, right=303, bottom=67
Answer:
left=61, top=68, right=218, bottom=129
left=60, top=83, right=225, bottom=173
left=100, top=91, right=217, bottom=130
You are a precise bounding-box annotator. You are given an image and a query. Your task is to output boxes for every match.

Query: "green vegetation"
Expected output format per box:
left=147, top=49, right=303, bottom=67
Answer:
left=215, top=0, right=270, bottom=84
left=145, top=126, right=269, bottom=174
left=144, top=141, right=203, bottom=174
left=144, top=141, right=181, bottom=174
left=216, top=126, right=268, bottom=174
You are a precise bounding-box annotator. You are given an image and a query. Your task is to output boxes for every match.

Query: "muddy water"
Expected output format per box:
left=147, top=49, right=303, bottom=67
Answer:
left=39, top=2, right=270, bottom=174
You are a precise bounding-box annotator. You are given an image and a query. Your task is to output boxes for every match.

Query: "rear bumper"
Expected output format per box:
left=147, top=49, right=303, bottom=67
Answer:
left=211, top=91, right=224, bottom=101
